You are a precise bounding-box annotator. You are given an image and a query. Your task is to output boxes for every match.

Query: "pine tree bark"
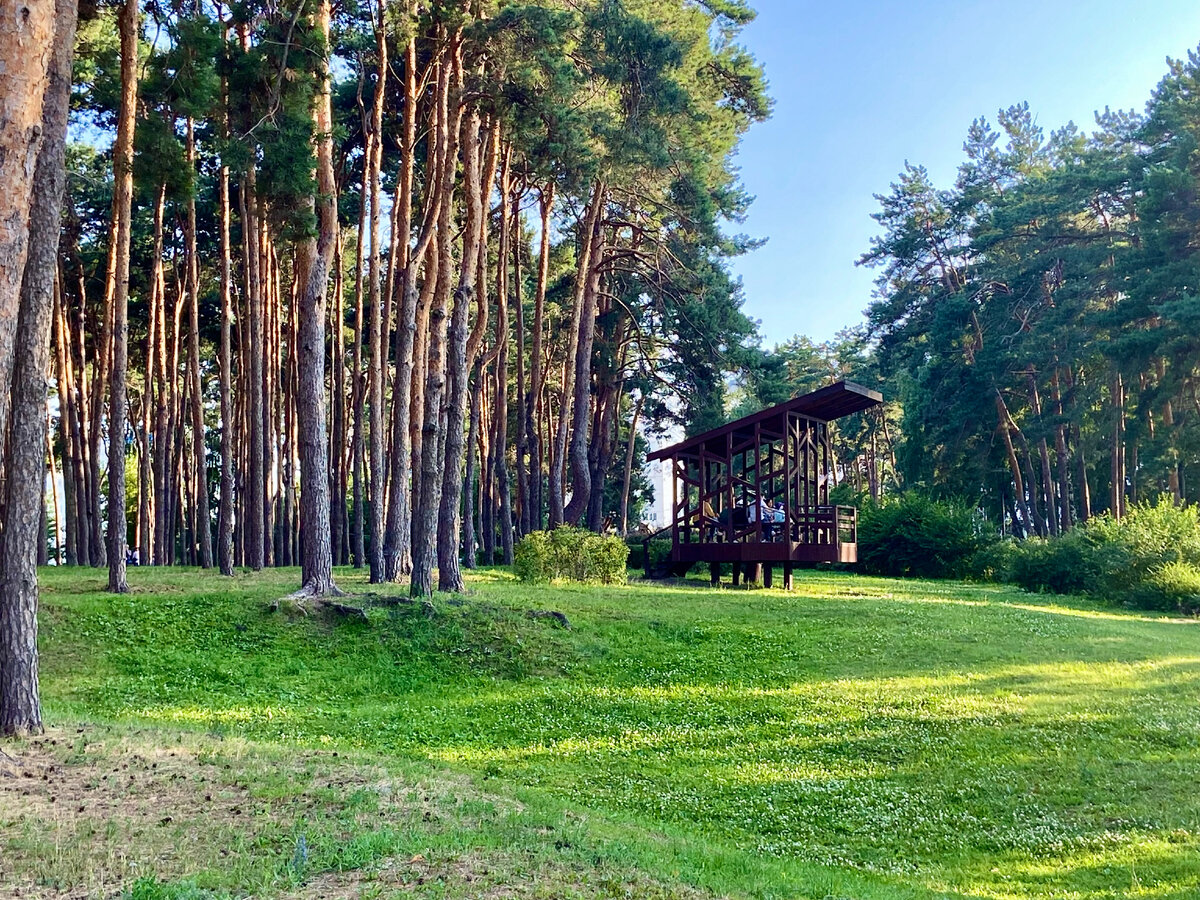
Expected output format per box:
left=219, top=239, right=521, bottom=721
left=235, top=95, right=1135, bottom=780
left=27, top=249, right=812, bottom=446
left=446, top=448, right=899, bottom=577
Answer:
left=107, top=0, right=138, bottom=593
left=1051, top=368, right=1073, bottom=531
left=185, top=118, right=213, bottom=568
left=0, top=0, right=55, bottom=470
left=525, top=185, right=552, bottom=532
left=437, top=110, right=483, bottom=593
left=463, top=360, right=481, bottom=568
left=243, top=175, right=266, bottom=570
left=562, top=186, right=605, bottom=526
left=217, top=111, right=235, bottom=575
left=1111, top=372, right=1126, bottom=519
left=411, top=41, right=460, bottom=598
left=292, top=0, right=339, bottom=595
left=383, top=28, right=431, bottom=582
left=513, top=197, right=529, bottom=537
left=330, top=230, right=347, bottom=565
left=550, top=187, right=602, bottom=527
left=1026, top=373, right=1059, bottom=537
left=53, top=291, right=78, bottom=565
left=996, top=390, right=1035, bottom=538
left=365, top=1, right=388, bottom=584
left=1, top=0, right=76, bottom=736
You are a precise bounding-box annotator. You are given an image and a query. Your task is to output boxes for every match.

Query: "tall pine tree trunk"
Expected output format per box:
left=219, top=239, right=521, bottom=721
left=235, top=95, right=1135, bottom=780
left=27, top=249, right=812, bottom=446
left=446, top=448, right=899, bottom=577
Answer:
left=1111, top=372, right=1126, bottom=519
left=492, top=152, right=515, bottom=564
left=562, top=186, right=605, bottom=526
left=1, top=0, right=76, bottom=736
left=292, top=0, right=339, bottom=595
left=525, top=185, right=552, bottom=532
left=244, top=175, right=266, bottom=570
left=0, top=0, right=55, bottom=465
left=996, top=391, right=1035, bottom=538
left=550, top=187, right=602, bottom=527
left=107, top=0, right=138, bottom=593
left=411, top=41, right=460, bottom=598
left=186, top=119, right=213, bottom=568
left=383, top=29, right=427, bottom=582
left=365, top=2, right=388, bottom=584
left=217, top=111, right=235, bottom=575
left=437, top=110, right=483, bottom=593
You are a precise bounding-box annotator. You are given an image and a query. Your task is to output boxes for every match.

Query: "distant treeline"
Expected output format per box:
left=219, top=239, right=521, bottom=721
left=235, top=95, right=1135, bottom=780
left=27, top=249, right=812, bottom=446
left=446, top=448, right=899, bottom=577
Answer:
left=742, top=51, right=1200, bottom=536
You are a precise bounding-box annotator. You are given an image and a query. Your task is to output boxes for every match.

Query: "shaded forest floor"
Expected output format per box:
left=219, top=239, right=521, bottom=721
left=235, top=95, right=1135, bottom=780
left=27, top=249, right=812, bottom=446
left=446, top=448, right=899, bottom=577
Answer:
left=3, top=567, right=1199, bottom=899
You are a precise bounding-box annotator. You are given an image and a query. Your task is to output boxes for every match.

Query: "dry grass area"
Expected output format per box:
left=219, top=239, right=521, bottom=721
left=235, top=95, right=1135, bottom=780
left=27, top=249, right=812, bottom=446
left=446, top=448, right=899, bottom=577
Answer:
left=0, top=726, right=722, bottom=900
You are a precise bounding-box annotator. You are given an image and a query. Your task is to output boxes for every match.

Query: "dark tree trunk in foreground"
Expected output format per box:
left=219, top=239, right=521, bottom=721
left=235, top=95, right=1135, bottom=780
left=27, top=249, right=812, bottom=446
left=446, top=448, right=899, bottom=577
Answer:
left=1, top=0, right=77, bottom=736
left=186, top=118, right=213, bottom=568
left=562, top=184, right=605, bottom=526
left=107, top=0, right=138, bottom=594
left=217, top=106, right=235, bottom=576
left=365, top=5, right=387, bottom=584
left=294, top=0, right=339, bottom=595
left=0, top=0, right=55, bottom=462
left=437, top=111, right=482, bottom=593
left=411, top=43, right=459, bottom=598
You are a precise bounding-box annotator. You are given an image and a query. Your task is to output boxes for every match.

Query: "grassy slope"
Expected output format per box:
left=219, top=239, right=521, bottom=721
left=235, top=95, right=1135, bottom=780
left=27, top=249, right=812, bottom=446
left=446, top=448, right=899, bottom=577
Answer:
left=5, top=566, right=1199, bottom=899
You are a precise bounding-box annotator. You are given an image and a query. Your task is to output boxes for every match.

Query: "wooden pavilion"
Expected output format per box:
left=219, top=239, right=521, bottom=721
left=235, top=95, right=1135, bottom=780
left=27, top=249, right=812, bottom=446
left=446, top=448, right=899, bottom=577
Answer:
left=645, top=381, right=883, bottom=588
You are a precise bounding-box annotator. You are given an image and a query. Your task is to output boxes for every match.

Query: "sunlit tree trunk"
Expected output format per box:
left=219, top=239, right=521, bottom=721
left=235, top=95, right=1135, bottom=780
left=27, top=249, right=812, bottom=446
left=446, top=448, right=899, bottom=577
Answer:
left=107, top=0, right=138, bottom=593
left=437, top=110, right=484, bottom=593
left=185, top=118, right=213, bottom=567
left=562, top=185, right=606, bottom=526
left=0, top=0, right=55, bottom=470
left=411, top=40, right=460, bottom=598
left=292, top=0, right=339, bottom=593
left=365, top=0, right=388, bottom=584
left=525, top=185, right=552, bottom=532
left=1, top=0, right=76, bottom=736
left=217, top=93, right=235, bottom=576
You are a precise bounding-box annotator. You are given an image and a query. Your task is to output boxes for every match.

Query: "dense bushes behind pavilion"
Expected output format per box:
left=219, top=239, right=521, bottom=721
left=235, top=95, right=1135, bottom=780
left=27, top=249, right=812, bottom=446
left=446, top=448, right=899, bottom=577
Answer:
left=853, top=492, right=1200, bottom=614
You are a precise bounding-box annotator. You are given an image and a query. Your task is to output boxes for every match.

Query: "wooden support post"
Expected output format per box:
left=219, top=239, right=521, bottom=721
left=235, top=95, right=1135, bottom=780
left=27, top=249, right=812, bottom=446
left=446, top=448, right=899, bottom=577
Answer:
left=732, top=563, right=741, bottom=586
left=709, top=561, right=720, bottom=587
left=749, top=562, right=762, bottom=585
left=784, top=563, right=794, bottom=592
left=763, top=564, right=773, bottom=589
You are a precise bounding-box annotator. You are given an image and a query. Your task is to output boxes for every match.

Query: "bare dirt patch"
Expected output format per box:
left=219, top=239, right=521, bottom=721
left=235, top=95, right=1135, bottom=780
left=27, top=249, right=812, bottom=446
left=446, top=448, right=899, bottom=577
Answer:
left=0, top=727, right=444, bottom=899
left=1, top=728, right=715, bottom=900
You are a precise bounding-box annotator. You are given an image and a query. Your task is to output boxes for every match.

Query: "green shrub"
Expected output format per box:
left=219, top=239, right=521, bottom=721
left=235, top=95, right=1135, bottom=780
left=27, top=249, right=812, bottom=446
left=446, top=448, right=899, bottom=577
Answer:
left=973, top=537, right=1020, bottom=582
left=515, top=527, right=629, bottom=584
left=626, top=537, right=672, bottom=571
left=1006, top=529, right=1100, bottom=596
left=1002, top=496, right=1200, bottom=612
left=857, top=493, right=988, bottom=579
left=1084, top=496, right=1200, bottom=594
left=1130, top=560, right=1200, bottom=614
left=513, top=531, right=554, bottom=583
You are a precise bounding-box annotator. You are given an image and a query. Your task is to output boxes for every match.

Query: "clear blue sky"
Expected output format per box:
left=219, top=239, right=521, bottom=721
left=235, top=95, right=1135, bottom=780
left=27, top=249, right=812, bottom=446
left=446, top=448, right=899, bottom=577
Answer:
left=728, top=0, right=1200, bottom=345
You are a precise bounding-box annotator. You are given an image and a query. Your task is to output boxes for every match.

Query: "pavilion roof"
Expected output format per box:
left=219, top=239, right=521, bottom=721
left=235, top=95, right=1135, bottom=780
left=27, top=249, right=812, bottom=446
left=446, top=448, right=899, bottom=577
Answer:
left=646, top=381, right=883, bottom=462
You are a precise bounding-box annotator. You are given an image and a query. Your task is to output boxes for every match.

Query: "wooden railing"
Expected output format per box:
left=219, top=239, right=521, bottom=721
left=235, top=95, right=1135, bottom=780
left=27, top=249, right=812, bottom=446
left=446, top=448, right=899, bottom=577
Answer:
left=673, top=506, right=858, bottom=548
left=640, top=524, right=675, bottom=579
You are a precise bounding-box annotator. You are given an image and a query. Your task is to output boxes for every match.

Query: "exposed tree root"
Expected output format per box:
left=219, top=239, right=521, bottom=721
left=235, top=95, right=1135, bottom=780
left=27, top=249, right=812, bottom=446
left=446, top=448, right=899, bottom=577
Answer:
left=270, top=587, right=439, bottom=622
left=526, top=609, right=571, bottom=629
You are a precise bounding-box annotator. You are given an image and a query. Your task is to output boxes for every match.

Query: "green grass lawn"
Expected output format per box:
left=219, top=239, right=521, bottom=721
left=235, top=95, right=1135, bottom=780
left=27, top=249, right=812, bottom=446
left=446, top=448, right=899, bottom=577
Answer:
left=4, top=566, right=1199, bottom=899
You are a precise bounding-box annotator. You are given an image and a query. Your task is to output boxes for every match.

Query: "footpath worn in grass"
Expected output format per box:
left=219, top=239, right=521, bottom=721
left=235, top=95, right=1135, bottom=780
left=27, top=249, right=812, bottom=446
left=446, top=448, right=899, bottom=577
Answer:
left=4, top=566, right=1199, bottom=899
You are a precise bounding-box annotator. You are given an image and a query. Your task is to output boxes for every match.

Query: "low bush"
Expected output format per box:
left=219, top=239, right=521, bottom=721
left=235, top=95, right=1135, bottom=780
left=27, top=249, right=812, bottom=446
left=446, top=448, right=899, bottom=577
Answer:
left=514, top=527, right=629, bottom=584
left=1129, top=560, right=1200, bottom=614
left=857, top=493, right=989, bottom=580
left=1002, top=495, right=1200, bottom=612
left=625, top=537, right=672, bottom=571
left=1005, top=529, right=1099, bottom=596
